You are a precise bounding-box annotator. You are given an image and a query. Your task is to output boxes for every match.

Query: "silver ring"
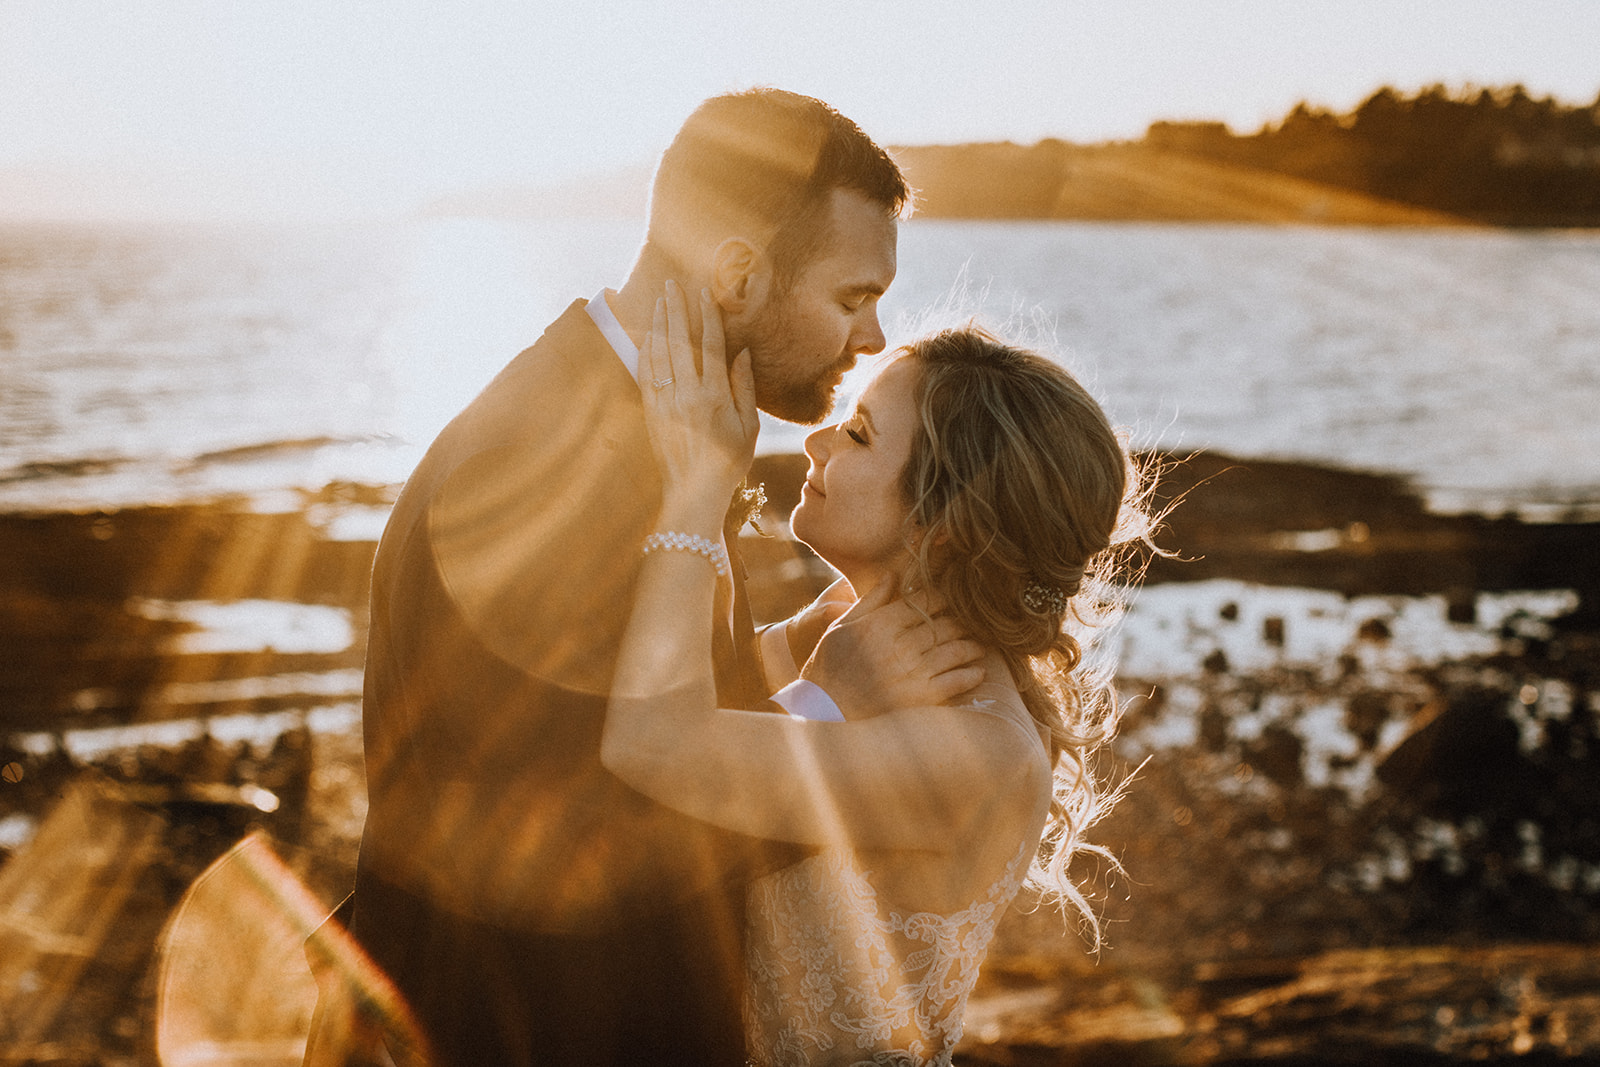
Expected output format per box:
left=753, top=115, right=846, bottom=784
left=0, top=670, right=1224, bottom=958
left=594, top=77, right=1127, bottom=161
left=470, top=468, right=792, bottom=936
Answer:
left=650, top=376, right=675, bottom=389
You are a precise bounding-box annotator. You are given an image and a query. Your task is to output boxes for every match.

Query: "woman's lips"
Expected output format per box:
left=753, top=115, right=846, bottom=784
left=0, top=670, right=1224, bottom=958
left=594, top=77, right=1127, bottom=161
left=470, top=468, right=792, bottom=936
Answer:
left=802, top=480, right=823, bottom=498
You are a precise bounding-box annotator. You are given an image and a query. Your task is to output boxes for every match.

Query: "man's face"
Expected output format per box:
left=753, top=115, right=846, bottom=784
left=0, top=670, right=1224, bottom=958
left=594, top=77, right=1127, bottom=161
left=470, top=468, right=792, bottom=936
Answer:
left=737, top=188, right=898, bottom=425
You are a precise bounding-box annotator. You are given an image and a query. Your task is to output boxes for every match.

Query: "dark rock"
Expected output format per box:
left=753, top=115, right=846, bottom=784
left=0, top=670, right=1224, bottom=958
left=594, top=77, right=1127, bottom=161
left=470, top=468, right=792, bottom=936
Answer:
left=1356, top=617, right=1393, bottom=642
left=1446, top=586, right=1478, bottom=625
left=1346, top=690, right=1393, bottom=751
left=1243, top=724, right=1304, bottom=788
left=1141, top=450, right=1600, bottom=617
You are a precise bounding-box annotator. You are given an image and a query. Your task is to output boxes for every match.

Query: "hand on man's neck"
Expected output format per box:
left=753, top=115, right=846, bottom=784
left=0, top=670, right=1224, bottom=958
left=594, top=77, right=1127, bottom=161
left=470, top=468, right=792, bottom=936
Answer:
left=611, top=244, right=707, bottom=352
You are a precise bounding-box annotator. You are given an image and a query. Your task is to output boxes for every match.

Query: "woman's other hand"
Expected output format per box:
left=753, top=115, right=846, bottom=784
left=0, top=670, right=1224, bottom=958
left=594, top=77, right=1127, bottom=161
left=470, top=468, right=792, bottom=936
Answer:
left=640, top=281, right=759, bottom=516
left=801, top=578, right=986, bottom=717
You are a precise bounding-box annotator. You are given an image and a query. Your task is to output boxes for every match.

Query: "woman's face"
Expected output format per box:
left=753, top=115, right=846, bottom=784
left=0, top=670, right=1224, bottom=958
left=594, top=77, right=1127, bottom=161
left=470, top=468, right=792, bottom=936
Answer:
left=791, top=356, right=920, bottom=586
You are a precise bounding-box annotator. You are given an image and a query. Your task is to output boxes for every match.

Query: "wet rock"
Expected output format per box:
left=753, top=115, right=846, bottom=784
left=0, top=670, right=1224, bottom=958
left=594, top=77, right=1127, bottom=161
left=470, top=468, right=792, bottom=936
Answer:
left=1242, top=724, right=1303, bottom=788
left=959, top=943, right=1600, bottom=1064
left=1143, top=451, right=1600, bottom=619
left=1357, top=616, right=1393, bottom=642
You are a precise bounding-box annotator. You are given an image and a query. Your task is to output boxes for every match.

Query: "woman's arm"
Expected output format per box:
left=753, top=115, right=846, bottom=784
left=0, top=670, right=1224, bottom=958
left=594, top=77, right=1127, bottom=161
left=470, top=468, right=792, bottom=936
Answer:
left=606, top=543, right=1044, bottom=850
left=605, top=284, right=1032, bottom=852
left=610, top=508, right=1023, bottom=852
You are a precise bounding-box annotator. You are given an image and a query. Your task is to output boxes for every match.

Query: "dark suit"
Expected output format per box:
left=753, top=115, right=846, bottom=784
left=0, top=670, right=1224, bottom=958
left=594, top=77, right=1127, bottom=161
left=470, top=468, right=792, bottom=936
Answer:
left=343, top=301, right=786, bottom=1065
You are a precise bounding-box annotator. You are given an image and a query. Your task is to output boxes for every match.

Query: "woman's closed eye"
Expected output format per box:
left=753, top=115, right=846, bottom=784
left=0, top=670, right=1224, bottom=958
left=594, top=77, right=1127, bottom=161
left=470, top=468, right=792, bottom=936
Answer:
left=843, top=416, right=868, bottom=445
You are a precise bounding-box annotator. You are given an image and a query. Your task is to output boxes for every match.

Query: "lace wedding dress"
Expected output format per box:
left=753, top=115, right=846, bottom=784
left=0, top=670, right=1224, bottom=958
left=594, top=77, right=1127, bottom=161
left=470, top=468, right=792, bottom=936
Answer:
left=742, top=694, right=1043, bottom=1067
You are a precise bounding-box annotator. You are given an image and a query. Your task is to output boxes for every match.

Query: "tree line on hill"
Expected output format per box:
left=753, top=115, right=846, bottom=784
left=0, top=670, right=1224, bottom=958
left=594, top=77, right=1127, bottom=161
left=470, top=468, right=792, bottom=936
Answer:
left=1147, top=84, right=1600, bottom=226
left=889, top=85, right=1600, bottom=226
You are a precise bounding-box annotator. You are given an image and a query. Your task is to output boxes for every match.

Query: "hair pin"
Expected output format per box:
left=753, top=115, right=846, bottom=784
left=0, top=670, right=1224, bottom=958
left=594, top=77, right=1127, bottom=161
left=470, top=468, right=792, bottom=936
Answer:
left=1022, top=580, right=1069, bottom=615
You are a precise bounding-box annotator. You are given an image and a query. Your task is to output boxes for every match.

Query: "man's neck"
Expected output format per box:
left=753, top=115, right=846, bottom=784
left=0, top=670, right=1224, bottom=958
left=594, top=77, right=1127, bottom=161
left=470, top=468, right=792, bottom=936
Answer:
left=612, top=245, right=705, bottom=350
left=605, top=280, right=657, bottom=353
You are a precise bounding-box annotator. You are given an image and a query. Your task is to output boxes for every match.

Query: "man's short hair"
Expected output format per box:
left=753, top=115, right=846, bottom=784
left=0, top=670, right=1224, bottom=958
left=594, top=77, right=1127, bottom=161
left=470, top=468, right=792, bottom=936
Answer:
left=648, top=88, right=910, bottom=287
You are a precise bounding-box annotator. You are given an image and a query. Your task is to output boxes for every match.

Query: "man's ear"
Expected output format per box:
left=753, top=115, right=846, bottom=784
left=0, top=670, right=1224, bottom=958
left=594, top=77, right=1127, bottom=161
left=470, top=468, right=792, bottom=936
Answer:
left=710, top=237, right=772, bottom=314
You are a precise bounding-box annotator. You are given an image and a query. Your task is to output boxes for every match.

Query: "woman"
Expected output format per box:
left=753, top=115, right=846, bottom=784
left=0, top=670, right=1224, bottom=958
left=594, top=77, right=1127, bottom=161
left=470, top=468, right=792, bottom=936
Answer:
left=605, top=287, right=1144, bottom=1066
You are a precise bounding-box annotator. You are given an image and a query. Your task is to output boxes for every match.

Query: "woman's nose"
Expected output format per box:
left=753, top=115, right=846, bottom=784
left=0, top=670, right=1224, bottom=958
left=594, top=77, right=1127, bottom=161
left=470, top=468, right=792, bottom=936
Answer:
left=803, top=424, right=832, bottom=463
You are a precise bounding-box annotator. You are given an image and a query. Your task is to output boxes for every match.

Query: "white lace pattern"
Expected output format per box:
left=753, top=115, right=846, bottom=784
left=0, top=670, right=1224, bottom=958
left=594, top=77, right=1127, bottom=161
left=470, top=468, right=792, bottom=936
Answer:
left=742, top=839, right=1031, bottom=1066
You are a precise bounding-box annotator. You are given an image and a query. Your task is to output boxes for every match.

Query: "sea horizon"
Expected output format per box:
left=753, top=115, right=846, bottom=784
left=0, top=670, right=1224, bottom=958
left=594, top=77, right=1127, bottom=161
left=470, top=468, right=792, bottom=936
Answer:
left=3, top=216, right=1598, bottom=520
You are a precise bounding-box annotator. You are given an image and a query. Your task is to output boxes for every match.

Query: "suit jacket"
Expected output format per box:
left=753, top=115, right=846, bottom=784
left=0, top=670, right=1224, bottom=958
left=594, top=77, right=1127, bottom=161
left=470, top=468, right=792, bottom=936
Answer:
left=348, top=301, right=789, bottom=1066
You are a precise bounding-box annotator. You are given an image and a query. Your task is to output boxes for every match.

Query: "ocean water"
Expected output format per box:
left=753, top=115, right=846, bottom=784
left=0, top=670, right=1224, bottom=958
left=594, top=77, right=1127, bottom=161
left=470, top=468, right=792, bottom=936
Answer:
left=3, top=217, right=1598, bottom=517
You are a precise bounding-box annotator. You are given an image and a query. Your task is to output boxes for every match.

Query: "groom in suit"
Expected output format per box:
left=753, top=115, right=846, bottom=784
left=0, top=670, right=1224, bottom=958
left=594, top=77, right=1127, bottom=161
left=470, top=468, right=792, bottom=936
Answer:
left=319, top=89, right=913, bottom=1066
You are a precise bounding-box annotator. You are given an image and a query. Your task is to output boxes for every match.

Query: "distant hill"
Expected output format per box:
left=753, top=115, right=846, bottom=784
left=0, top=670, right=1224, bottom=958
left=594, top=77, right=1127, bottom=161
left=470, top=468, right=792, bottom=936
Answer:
left=422, top=85, right=1600, bottom=228
left=426, top=147, right=1452, bottom=227
left=895, top=84, right=1600, bottom=227
left=891, top=140, right=1463, bottom=225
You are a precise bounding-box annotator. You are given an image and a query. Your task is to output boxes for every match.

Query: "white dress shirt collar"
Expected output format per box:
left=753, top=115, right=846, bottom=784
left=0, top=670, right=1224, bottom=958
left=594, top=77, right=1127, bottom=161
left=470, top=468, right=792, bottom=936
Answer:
left=585, top=288, right=640, bottom=383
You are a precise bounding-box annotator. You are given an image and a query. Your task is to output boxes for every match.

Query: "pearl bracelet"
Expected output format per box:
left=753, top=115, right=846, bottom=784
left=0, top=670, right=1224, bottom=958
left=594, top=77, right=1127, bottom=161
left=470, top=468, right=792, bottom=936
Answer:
left=642, top=530, right=729, bottom=578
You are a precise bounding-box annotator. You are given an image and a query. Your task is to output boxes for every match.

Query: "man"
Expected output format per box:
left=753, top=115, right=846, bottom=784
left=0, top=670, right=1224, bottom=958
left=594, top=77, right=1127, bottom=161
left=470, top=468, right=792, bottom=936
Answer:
left=321, top=89, right=928, bottom=1066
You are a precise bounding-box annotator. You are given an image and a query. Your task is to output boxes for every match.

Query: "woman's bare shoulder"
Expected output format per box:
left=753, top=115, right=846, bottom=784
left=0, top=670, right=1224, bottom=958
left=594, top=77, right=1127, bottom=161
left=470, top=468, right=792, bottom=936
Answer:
left=957, top=655, right=1040, bottom=732
left=920, top=657, right=1046, bottom=789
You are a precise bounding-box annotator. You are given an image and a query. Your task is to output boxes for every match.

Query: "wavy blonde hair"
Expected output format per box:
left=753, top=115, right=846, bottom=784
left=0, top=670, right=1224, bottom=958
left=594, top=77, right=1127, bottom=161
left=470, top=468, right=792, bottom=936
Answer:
left=895, top=326, right=1153, bottom=944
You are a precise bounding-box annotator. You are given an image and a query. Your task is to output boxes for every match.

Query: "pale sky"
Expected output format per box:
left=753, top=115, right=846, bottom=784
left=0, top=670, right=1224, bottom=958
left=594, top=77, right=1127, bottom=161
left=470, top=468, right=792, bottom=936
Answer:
left=3, top=0, right=1598, bottom=220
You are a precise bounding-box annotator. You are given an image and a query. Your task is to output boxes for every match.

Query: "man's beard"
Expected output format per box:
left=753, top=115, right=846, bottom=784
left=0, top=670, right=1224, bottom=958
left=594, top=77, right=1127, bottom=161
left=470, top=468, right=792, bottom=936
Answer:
left=741, top=298, right=850, bottom=425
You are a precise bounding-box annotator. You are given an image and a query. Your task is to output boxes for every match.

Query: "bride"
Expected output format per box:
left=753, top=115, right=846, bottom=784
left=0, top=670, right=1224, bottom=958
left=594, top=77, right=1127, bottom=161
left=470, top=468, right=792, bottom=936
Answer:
left=605, top=286, right=1144, bottom=1066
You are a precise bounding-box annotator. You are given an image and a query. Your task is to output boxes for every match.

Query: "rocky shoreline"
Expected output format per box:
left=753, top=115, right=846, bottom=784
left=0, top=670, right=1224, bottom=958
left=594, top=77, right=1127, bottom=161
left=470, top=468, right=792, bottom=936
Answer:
left=2, top=450, right=1597, bottom=1064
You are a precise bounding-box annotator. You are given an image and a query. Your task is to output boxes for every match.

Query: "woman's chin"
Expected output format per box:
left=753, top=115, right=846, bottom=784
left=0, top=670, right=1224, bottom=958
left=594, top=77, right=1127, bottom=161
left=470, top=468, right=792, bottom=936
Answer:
left=790, top=523, right=823, bottom=560
left=788, top=517, right=834, bottom=573
left=789, top=499, right=815, bottom=541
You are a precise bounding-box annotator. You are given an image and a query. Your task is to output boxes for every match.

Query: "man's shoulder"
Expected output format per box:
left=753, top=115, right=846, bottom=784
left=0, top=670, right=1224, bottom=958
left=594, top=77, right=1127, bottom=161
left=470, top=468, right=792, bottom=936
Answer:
left=463, top=299, right=619, bottom=422
left=395, top=298, right=638, bottom=516
left=425, top=298, right=653, bottom=547
left=410, top=299, right=659, bottom=693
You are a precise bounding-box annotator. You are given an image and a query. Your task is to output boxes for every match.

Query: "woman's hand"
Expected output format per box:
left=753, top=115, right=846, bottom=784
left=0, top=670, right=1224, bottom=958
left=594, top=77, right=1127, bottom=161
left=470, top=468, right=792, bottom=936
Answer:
left=640, top=281, right=759, bottom=519
left=801, top=578, right=987, bottom=717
